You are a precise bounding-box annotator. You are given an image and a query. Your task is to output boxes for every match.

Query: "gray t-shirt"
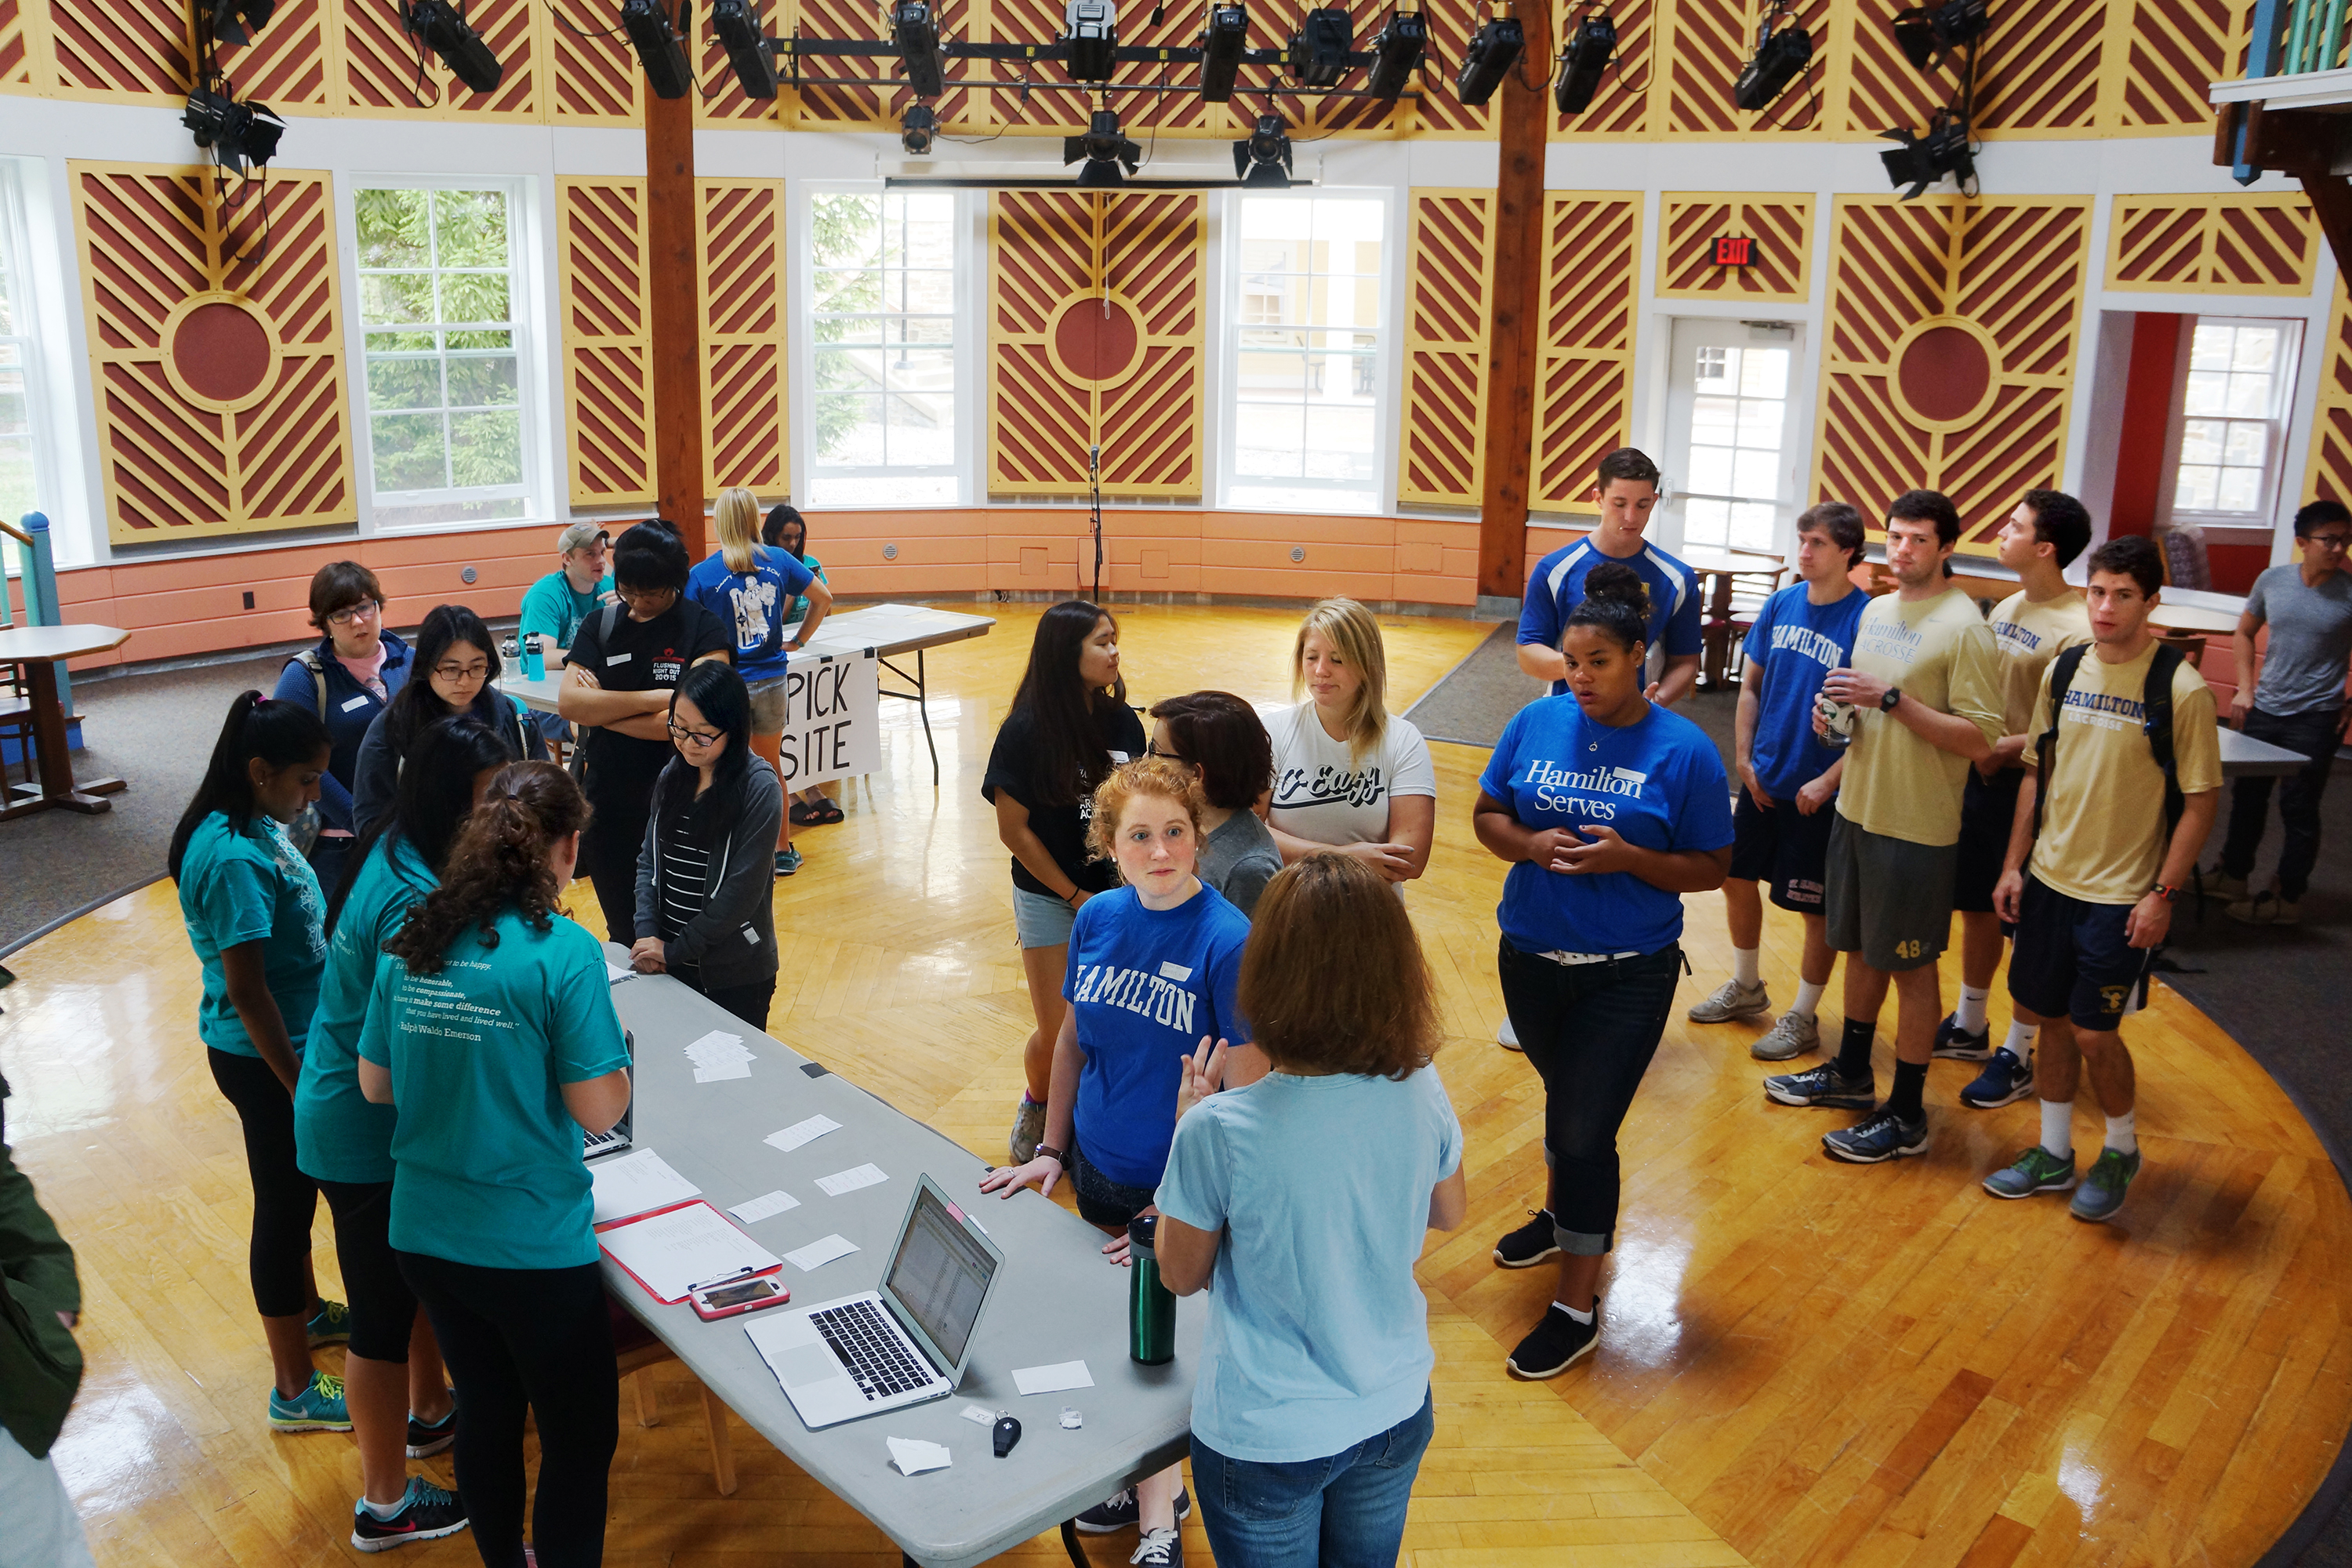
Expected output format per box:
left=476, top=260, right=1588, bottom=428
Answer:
left=2247, top=563, right=2352, bottom=716
left=1196, top=811, right=1283, bottom=919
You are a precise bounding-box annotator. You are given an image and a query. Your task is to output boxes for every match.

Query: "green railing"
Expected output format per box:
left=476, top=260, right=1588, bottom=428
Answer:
left=2281, top=0, right=2351, bottom=74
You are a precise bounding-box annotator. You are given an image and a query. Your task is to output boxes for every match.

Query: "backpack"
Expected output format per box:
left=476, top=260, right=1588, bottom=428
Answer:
left=2031, top=641, right=2187, bottom=843
left=568, top=601, right=631, bottom=789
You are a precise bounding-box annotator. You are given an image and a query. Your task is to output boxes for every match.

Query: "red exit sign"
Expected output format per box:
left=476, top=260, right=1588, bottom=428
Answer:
left=1711, top=235, right=1756, bottom=267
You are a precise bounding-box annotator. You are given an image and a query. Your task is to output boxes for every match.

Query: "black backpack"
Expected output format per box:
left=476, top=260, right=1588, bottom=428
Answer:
left=2031, top=641, right=2187, bottom=841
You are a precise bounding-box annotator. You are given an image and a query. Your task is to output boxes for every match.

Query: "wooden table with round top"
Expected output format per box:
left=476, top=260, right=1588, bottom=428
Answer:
left=0, top=622, right=129, bottom=820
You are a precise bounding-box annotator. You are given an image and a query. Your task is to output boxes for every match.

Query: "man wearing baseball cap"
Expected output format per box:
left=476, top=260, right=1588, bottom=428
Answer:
left=517, top=523, right=615, bottom=742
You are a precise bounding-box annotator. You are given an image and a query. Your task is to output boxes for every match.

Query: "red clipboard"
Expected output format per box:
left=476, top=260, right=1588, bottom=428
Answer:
left=595, top=1199, right=785, bottom=1305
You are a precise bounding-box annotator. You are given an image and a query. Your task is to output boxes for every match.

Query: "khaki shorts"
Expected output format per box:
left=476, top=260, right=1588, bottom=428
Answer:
left=1824, top=813, right=1957, bottom=972
left=747, top=674, right=790, bottom=734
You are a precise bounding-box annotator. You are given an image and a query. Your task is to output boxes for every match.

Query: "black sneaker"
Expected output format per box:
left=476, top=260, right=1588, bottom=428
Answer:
left=406, top=1402, right=456, bottom=1458
left=1763, top=1062, right=1875, bottom=1109
left=1075, top=1486, right=1192, bottom=1534
left=1931, top=1012, right=1993, bottom=1060
left=350, top=1477, right=468, bottom=1553
left=1131, top=1527, right=1182, bottom=1567
left=1505, top=1303, right=1599, bottom=1379
left=1822, top=1107, right=1930, bottom=1164
left=1492, top=1209, right=1559, bottom=1269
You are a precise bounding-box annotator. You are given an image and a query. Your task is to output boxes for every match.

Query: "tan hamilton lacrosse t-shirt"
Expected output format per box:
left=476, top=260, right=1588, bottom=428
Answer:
left=1835, top=586, right=2005, bottom=848
left=1987, top=587, right=2092, bottom=740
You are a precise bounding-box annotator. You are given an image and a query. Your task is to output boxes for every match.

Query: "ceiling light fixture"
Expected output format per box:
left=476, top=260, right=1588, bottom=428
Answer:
left=404, top=0, right=505, bottom=94
left=1455, top=9, right=1524, bottom=107
left=621, top=0, right=694, bottom=100
left=1364, top=7, right=1426, bottom=100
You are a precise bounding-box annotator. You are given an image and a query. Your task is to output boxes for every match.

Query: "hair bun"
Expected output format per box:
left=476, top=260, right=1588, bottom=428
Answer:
left=1582, top=560, right=1651, bottom=613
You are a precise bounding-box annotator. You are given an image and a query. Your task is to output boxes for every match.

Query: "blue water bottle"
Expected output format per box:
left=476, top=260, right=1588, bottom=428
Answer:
left=521, top=632, right=544, bottom=681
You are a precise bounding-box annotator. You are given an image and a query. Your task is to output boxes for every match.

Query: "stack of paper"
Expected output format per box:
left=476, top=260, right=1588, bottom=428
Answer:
left=589, top=1149, right=702, bottom=1224
left=599, top=1201, right=782, bottom=1302
left=685, top=1029, right=757, bottom=1083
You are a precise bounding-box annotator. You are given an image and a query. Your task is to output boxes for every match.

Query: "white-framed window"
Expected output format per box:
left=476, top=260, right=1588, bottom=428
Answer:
left=804, top=188, right=961, bottom=507
left=352, top=181, right=535, bottom=528
left=0, top=164, right=52, bottom=536
left=1682, top=341, right=1791, bottom=551
left=2169, top=318, right=2297, bottom=522
left=1222, top=192, right=1387, bottom=513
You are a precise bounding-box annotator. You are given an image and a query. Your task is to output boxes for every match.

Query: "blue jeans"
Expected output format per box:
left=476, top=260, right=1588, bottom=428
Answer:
left=1190, top=1390, right=1434, bottom=1568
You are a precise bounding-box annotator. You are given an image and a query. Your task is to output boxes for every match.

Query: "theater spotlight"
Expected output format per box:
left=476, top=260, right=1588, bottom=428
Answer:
left=1200, top=2, right=1247, bottom=101
left=621, top=0, right=694, bottom=100
left=1232, top=113, right=1294, bottom=187
left=183, top=86, right=286, bottom=176
left=891, top=0, right=947, bottom=98
left=902, top=103, right=937, bottom=152
left=713, top=0, right=779, bottom=98
left=1364, top=9, right=1426, bottom=100
left=1892, top=0, right=1987, bottom=68
left=1552, top=8, right=1614, bottom=114
left=209, top=0, right=274, bottom=48
left=1064, top=107, right=1142, bottom=187
left=1454, top=12, right=1523, bottom=107
left=404, top=0, right=505, bottom=94
left=1065, top=0, right=1118, bottom=82
left=1287, top=8, right=1353, bottom=87
left=1731, top=0, right=1810, bottom=112
left=1879, top=109, right=1975, bottom=199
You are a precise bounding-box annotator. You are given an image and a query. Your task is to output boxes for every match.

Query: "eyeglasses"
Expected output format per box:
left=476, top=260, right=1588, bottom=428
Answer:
left=1145, top=742, right=1190, bottom=766
left=325, top=600, right=383, bottom=627
left=668, top=721, right=724, bottom=747
left=434, top=661, right=491, bottom=683
left=2307, top=532, right=2351, bottom=553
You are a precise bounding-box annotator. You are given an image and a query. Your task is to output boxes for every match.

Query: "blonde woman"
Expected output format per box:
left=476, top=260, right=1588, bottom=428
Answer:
left=1265, top=597, right=1437, bottom=882
left=688, top=487, right=834, bottom=875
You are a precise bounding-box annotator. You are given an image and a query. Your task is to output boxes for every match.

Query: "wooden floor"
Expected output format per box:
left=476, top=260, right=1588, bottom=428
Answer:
left=3, top=601, right=2345, bottom=1568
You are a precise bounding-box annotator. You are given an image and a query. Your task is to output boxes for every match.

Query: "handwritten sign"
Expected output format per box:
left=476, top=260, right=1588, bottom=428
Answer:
left=778, top=653, right=880, bottom=790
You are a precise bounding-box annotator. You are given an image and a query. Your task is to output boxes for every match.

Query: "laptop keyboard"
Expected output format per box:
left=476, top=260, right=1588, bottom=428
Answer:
left=583, top=1127, right=629, bottom=1157
left=811, top=1299, right=934, bottom=1401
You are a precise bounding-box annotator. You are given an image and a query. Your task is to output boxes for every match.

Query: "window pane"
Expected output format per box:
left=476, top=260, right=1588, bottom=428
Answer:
left=445, top=354, right=519, bottom=408
left=2231, top=328, right=2278, bottom=373
left=445, top=328, right=511, bottom=351
left=1686, top=445, right=1735, bottom=495
left=355, top=188, right=431, bottom=269
left=1228, top=194, right=1385, bottom=503
left=371, top=412, right=448, bottom=491
left=2223, top=372, right=2269, bottom=417
left=362, top=272, right=434, bottom=325
left=882, top=347, right=954, bottom=396
left=1729, top=501, right=1777, bottom=551
left=368, top=329, right=435, bottom=354
left=1731, top=447, right=1780, bottom=499
left=1238, top=350, right=1312, bottom=397
left=1737, top=347, right=1789, bottom=398
left=2215, top=466, right=2261, bottom=512
left=437, top=271, right=510, bottom=326
left=2174, top=464, right=2219, bottom=511
left=814, top=391, right=882, bottom=464
left=448, top=410, right=521, bottom=488
left=884, top=393, right=953, bottom=466
left=809, top=194, right=881, bottom=266
left=366, top=356, right=442, bottom=410
left=1234, top=402, right=1308, bottom=477
left=1691, top=394, right=1738, bottom=441
left=2183, top=371, right=2227, bottom=416
left=2179, top=419, right=2223, bottom=466
left=810, top=189, right=964, bottom=499
left=1734, top=397, right=1784, bottom=448
left=1303, top=405, right=1376, bottom=481
left=891, top=314, right=954, bottom=346
left=2222, top=420, right=2267, bottom=466
left=2189, top=325, right=2234, bottom=372
left=434, top=190, right=508, bottom=268
left=1686, top=496, right=1730, bottom=546
left=812, top=346, right=880, bottom=393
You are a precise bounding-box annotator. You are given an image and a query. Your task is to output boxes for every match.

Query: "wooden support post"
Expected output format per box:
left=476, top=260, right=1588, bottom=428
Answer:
left=2299, top=172, right=2352, bottom=284
left=645, top=87, right=706, bottom=561
left=1475, top=4, right=1552, bottom=602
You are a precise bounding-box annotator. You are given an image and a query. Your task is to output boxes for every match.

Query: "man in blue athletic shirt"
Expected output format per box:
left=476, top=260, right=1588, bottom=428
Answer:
left=1517, top=447, right=1704, bottom=705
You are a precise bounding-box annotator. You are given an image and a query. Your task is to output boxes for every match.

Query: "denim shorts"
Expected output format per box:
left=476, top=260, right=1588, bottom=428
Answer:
left=1067, top=1137, right=1157, bottom=1232
left=746, top=674, right=791, bottom=735
left=1011, top=886, right=1077, bottom=949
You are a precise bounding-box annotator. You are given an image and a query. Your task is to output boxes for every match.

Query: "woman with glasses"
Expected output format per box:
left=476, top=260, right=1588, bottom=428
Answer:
left=349, top=604, right=544, bottom=837
left=628, top=661, right=784, bottom=1029
left=273, top=561, right=412, bottom=897
left=1147, top=691, right=1281, bottom=918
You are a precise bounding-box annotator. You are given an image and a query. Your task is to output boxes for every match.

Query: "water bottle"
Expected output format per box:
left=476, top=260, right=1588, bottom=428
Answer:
left=521, top=633, right=544, bottom=681
left=1127, top=1214, right=1175, bottom=1366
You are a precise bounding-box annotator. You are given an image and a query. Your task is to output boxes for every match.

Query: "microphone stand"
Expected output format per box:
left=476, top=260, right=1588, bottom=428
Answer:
left=1088, top=441, right=1105, bottom=604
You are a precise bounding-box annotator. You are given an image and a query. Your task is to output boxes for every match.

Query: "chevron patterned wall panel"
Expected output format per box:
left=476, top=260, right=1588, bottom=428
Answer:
left=548, top=2, right=642, bottom=124
left=1531, top=194, right=1641, bottom=514
left=987, top=192, right=1205, bottom=498
left=699, top=179, right=789, bottom=499
left=46, top=0, right=187, bottom=98
left=2116, top=0, right=2256, bottom=129
left=341, top=0, right=539, bottom=118
left=2300, top=283, right=2352, bottom=510
left=2105, top=193, right=2318, bottom=296
left=0, top=0, right=30, bottom=87
left=1397, top=189, right=1494, bottom=509
left=1810, top=196, right=2092, bottom=557
left=1657, top=193, right=1813, bottom=302
left=557, top=177, right=656, bottom=506
left=70, top=162, right=355, bottom=543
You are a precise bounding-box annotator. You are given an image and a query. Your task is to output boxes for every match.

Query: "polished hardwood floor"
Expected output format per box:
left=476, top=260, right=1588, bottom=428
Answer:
left=2, top=601, right=2343, bottom=1568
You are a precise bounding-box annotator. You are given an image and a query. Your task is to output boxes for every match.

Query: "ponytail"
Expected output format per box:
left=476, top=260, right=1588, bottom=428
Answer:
left=386, top=760, right=590, bottom=975
left=169, top=691, right=330, bottom=880
left=1565, top=561, right=1651, bottom=656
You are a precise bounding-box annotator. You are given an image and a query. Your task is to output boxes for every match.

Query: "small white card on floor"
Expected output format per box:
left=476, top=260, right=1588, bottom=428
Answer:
left=1011, top=1360, right=1094, bottom=1396
left=729, top=1189, right=801, bottom=1224
left=887, top=1437, right=952, bottom=1475
left=589, top=1149, right=702, bottom=1224
left=767, top=1114, right=842, bottom=1152
left=784, top=1233, right=858, bottom=1271
left=815, top=1163, right=888, bottom=1197
left=693, top=1060, right=753, bottom=1083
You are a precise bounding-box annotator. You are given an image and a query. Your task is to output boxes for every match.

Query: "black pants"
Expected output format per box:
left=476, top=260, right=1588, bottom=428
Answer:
left=205, top=1047, right=318, bottom=1319
left=316, top=1179, right=416, bottom=1363
left=1495, top=942, right=1682, bottom=1258
left=579, top=808, right=650, bottom=946
left=2222, top=706, right=2342, bottom=901
left=671, top=964, right=776, bottom=1032
left=397, top=1250, right=618, bottom=1568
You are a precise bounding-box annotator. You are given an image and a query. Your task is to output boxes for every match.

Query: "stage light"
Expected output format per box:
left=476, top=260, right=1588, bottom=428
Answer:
left=1365, top=9, right=1426, bottom=100
left=404, top=1, right=505, bottom=94
left=1879, top=109, right=1975, bottom=199
left=621, top=0, right=694, bottom=100
left=1287, top=8, right=1353, bottom=88
left=1064, top=0, right=1117, bottom=82
left=1552, top=9, right=1613, bottom=114
left=1892, top=0, right=1987, bottom=68
left=891, top=0, right=946, bottom=98
left=1731, top=3, right=1809, bottom=112
left=1454, top=13, right=1523, bottom=107
left=1064, top=107, right=1142, bottom=187
left=1232, top=113, right=1293, bottom=187
left=1200, top=2, right=1247, bottom=101
left=713, top=0, right=779, bottom=98
left=209, top=0, right=275, bottom=48
left=901, top=103, right=937, bottom=152
left=183, top=86, right=285, bottom=176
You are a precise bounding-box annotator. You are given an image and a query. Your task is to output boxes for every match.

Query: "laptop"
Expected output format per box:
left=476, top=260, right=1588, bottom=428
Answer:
left=746, top=1174, right=1005, bottom=1428
left=583, top=1029, right=634, bottom=1160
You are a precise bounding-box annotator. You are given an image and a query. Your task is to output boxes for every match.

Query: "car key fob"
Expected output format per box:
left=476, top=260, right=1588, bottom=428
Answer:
left=993, top=1414, right=1022, bottom=1457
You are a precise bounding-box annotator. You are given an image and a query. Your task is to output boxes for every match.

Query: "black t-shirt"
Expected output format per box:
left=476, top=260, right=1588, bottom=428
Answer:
left=568, top=599, right=731, bottom=823
left=982, top=699, right=1147, bottom=897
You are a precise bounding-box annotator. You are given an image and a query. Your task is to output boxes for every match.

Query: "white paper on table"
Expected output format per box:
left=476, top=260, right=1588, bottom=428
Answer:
left=887, top=1437, right=952, bottom=1475
left=693, top=1060, right=753, bottom=1083
left=728, top=1189, right=802, bottom=1223
left=684, top=1029, right=753, bottom=1063
left=1011, top=1360, right=1095, bottom=1396
left=588, top=1149, right=702, bottom=1224
left=606, top=961, right=632, bottom=984
left=815, top=1163, right=888, bottom=1197
left=597, top=1203, right=780, bottom=1302
left=783, top=1233, right=858, bottom=1271
left=766, top=1114, right=842, bottom=1152
left=959, top=1404, right=996, bottom=1427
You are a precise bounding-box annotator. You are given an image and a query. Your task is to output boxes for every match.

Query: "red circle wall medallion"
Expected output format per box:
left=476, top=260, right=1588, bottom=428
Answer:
left=1053, top=298, right=1139, bottom=384
left=171, top=299, right=273, bottom=405
left=1896, top=325, right=1992, bottom=424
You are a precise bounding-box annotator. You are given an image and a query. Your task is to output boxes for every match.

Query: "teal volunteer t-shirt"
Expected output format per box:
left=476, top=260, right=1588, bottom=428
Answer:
left=177, top=811, right=328, bottom=1058
left=295, top=833, right=435, bottom=1185
left=358, top=907, right=631, bottom=1269
left=517, top=569, right=615, bottom=652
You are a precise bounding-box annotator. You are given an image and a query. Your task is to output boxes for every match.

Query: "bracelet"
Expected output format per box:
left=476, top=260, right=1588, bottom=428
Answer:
left=1034, top=1145, right=1065, bottom=1164
left=1062, top=888, right=1083, bottom=907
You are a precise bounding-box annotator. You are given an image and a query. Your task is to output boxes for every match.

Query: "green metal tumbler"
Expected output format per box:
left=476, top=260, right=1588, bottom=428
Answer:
left=1127, top=1214, right=1176, bottom=1365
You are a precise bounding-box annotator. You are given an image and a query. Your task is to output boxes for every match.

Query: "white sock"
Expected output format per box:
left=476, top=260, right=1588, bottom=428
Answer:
left=1555, top=1299, right=1595, bottom=1324
left=360, top=1492, right=407, bottom=1521
left=2104, top=1110, right=2137, bottom=1156
left=1956, top=984, right=1991, bottom=1034
left=1733, top=947, right=1761, bottom=988
left=1792, top=978, right=1826, bottom=1018
left=2040, top=1098, right=2073, bottom=1160
left=2002, top=1021, right=2036, bottom=1060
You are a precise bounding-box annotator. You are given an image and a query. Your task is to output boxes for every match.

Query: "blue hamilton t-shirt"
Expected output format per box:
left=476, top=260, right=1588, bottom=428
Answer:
left=1479, top=697, right=1734, bottom=956
left=1517, top=538, right=1703, bottom=695
left=1741, top=582, right=1867, bottom=800
left=1064, top=883, right=1251, bottom=1189
left=296, top=833, right=434, bottom=1185
left=686, top=546, right=817, bottom=684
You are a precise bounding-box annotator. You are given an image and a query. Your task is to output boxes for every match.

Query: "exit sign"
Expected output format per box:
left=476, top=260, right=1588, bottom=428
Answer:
left=1711, top=235, right=1756, bottom=267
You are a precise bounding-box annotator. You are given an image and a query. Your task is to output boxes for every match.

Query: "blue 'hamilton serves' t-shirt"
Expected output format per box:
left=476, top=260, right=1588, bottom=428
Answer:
left=296, top=833, right=434, bottom=1185
left=1479, top=697, right=1734, bottom=956
left=177, top=812, right=328, bottom=1058
left=1741, top=581, right=1867, bottom=800
left=358, top=908, right=632, bottom=1270
left=1517, top=537, right=1703, bottom=695
left=686, top=546, right=817, bottom=684
left=1064, top=883, right=1251, bottom=1189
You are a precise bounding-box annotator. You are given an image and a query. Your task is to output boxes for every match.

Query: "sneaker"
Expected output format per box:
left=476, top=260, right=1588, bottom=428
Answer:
left=1131, top=1528, right=1182, bottom=1568
left=270, top=1370, right=353, bottom=1433
left=1959, top=1046, right=2035, bottom=1109
left=1492, top=1209, right=1560, bottom=1269
left=1931, top=1013, right=1993, bottom=1061
left=306, top=1298, right=351, bottom=1347
left=1763, top=1061, right=1875, bottom=1109
left=2070, top=1147, right=2142, bottom=1222
left=1075, top=1487, right=1192, bottom=1534
left=1688, top=978, right=1769, bottom=1023
left=1497, top=1018, right=1521, bottom=1051
left=2227, top=890, right=2299, bottom=926
left=406, top=1401, right=456, bottom=1458
left=1010, top=1095, right=1046, bottom=1166
left=1822, top=1107, right=1930, bottom=1164
left=2205, top=866, right=2249, bottom=902
left=1506, top=1302, right=1599, bottom=1379
left=1982, top=1145, right=2077, bottom=1199
left=775, top=844, right=804, bottom=877
left=1750, top=1010, right=1819, bottom=1062
left=351, top=1477, right=469, bottom=1553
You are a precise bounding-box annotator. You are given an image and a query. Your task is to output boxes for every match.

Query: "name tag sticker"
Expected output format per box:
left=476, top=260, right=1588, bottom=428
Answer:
left=742, top=925, right=760, bottom=946
left=606, top=652, right=633, bottom=666
left=1109, top=750, right=1131, bottom=764
left=339, top=695, right=371, bottom=713
left=1158, top=961, right=1193, bottom=982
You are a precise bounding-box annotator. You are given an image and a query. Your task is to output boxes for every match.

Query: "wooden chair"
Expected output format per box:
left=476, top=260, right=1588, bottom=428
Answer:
left=2156, top=630, right=2208, bottom=670
left=608, top=1296, right=739, bottom=1495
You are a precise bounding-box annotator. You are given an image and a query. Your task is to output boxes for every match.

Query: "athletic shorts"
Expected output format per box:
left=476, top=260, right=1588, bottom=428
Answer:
left=1953, top=768, right=2023, bottom=920
left=1824, top=813, right=1957, bottom=973
left=1729, top=789, right=1835, bottom=913
left=1066, top=1136, right=1157, bottom=1232
left=2006, top=874, right=2153, bottom=1031
left=746, top=674, right=791, bottom=735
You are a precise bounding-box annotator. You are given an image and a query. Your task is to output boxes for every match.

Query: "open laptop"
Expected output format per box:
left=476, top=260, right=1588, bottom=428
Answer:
left=746, top=1174, right=1005, bottom=1428
left=583, top=1029, right=634, bottom=1160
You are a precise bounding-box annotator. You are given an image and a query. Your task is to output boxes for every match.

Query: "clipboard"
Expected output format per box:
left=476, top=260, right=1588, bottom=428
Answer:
left=595, top=1199, right=785, bottom=1305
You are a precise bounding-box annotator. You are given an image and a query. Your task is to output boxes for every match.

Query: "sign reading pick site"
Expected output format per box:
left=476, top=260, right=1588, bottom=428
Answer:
left=779, top=652, right=880, bottom=789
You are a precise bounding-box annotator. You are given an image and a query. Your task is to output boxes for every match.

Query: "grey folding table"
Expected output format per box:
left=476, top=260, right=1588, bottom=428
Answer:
left=2219, top=724, right=2316, bottom=779
left=597, top=956, right=1200, bottom=1568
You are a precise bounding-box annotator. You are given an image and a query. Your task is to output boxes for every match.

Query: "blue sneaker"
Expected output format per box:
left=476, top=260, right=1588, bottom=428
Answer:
left=1822, top=1107, right=1929, bottom=1164
left=350, top=1476, right=469, bottom=1553
left=306, top=1297, right=351, bottom=1346
left=1763, top=1061, right=1875, bottom=1110
left=406, top=1399, right=456, bottom=1458
left=270, top=1370, right=353, bottom=1432
left=1931, top=1013, right=1992, bottom=1061
left=775, top=844, right=804, bottom=877
left=1983, top=1145, right=2076, bottom=1199
left=1960, top=1046, right=2035, bottom=1109
left=2070, top=1148, right=2142, bottom=1222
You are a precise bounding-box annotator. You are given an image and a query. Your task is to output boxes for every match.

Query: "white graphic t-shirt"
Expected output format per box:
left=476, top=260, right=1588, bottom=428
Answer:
left=1264, top=702, right=1438, bottom=847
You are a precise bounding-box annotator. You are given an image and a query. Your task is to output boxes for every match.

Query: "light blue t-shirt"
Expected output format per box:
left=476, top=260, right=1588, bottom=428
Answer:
left=1741, top=581, right=1867, bottom=800
left=517, top=569, right=615, bottom=652
left=1064, top=884, right=1251, bottom=1190
left=358, top=908, right=631, bottom=1269
left=177, top=812, right=327, bottom=1058
left=1156, top=1065, right=1461, bottom=1463
left=1517, top=538, right=1702, bottom=696
left=1479, top=697, right=1734, bottom=956
left=686, top=546, right=817, bottom=684
left=295, top=833, right=434, bottom=1185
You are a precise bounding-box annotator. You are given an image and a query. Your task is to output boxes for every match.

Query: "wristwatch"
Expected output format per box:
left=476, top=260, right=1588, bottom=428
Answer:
left=1878, top=685, right=1904, bottom=713
left=1034, top=1145, right=1065, bottom=1164
left=2151, top=884, right=2183, bottom=904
